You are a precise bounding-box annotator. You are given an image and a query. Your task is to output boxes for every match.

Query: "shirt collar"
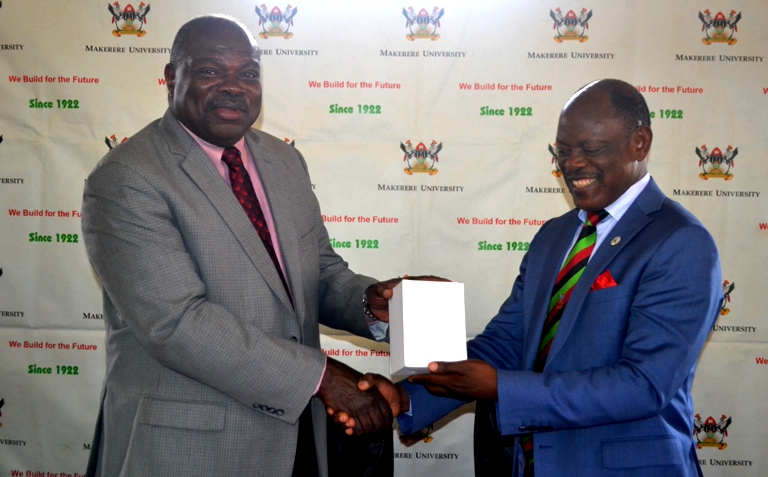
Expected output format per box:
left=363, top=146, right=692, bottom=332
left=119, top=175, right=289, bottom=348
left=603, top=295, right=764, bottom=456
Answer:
left=179, top=122, right=247, bottom=161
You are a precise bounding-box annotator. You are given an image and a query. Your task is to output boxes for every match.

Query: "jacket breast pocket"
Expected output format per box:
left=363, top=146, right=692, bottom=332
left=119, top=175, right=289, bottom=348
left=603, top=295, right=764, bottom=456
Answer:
left=583, top=283, right=633, bottom=306
left=602, top=435, right=683, bottom=468
left=136, top=396, right=225, bottom=431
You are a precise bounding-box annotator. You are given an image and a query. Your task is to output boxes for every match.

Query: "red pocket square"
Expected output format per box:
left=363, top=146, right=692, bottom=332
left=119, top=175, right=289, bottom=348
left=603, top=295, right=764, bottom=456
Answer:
left=591, top=270, right=617, bottom=291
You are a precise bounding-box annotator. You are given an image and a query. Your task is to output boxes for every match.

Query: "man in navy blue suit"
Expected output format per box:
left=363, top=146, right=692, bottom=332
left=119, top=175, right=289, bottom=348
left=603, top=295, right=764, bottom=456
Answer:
left=349, top=79, right=722, bottom=476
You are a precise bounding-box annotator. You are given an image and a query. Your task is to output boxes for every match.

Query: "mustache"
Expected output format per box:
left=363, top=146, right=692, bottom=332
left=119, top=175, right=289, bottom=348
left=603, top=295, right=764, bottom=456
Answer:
left=205, top=94, right=248, bottom=112
left=563, top=171, right=601, bottom=181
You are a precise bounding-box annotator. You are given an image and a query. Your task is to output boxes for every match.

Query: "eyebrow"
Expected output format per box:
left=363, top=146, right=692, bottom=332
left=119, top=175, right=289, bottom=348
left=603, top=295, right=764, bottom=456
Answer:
left=191, top=57, right=260, bottom=67
left=554, top=139, right=611, bottom=148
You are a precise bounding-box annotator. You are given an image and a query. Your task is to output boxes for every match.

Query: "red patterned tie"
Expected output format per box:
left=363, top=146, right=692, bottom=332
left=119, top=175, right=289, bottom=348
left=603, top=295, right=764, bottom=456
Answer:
left=221, top=147, right=292, bottom=303
left=521, top=209, right=608, bottom=477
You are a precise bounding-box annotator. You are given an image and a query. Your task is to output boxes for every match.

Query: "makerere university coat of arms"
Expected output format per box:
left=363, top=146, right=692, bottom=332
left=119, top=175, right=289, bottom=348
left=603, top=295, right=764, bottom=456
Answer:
left=108, top=2, right=150, bottom=37
left=699, top=9, right=741, bottom=45
left=255, top=4, right=298, bottom=39
left=550, top=8, right=592, bottom=42
left=696, top=144, right=737, bottom=180
left=402, top=6, right=444, bottom=41
left=400, top=140, right=442, bottom=175
left=694, top=414, right=732, bottom=449
left=548, top=143, right=563, bottom=177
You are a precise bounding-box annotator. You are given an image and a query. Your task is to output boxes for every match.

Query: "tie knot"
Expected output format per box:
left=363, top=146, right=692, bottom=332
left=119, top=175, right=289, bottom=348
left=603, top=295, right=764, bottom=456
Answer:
left=586, top=209, right=609, bottom=227
left=221, top=147, right=243, bottom=169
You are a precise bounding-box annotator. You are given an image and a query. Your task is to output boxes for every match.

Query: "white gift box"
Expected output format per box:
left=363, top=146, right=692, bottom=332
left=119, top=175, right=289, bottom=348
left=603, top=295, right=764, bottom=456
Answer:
left=389, top=280, right=467, bottom=376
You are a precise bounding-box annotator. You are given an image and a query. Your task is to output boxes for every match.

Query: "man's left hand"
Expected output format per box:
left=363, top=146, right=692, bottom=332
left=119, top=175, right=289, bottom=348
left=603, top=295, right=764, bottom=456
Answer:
left=408, top=360, right=498, bottom=401
left=365, top=275, right=450, bottom=322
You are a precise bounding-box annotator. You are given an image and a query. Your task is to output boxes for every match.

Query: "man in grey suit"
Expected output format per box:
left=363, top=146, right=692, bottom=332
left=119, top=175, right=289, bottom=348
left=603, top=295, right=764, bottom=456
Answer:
left=82, top=15, right=397, bottom=477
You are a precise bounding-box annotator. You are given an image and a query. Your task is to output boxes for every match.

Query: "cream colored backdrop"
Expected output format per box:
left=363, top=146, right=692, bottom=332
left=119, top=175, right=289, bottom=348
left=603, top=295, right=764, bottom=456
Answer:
left=1, top=1, right=766, bottom=475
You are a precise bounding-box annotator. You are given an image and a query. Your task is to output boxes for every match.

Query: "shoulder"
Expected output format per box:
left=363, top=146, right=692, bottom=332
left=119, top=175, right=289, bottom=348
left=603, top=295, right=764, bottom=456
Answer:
left=85, top=118, right=191, bottom=198
left=611, top=179, right=716, bottom=255
left=90, top=119, right=167, bottom=175
left=247, top=129, right=301, bottom=157
left=633, top=194, right=719, bottom=272
left=246, top=128, right=310, bottom=173
left=247, top=128, right=290, bottom=149
left=652, top=195, right=714, bottom=244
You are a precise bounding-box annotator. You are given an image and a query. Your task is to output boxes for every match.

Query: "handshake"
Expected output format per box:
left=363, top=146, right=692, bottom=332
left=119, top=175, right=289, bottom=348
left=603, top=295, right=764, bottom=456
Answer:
left=316, top=275, right=499, bottom=436
left=317, top=359, right=498, bottom=435
left=319, top=359, right=499, bottom=436
left=316, top=360, right=409, bottom=436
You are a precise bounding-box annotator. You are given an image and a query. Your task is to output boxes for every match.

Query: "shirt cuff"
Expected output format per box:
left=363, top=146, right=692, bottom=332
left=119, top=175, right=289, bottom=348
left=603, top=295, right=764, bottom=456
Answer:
left=313, top=355, right=327, bottom=395
left=363, top=290, right=390, bottom=341
left=368, top=319, right=389, bottom=342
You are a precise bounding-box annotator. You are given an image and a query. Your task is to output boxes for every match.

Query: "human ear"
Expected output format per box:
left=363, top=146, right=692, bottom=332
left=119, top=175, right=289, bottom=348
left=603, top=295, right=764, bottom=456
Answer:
left=632, top=126, right=653, bottom=161
left=164, top=63, right=176, bottom=99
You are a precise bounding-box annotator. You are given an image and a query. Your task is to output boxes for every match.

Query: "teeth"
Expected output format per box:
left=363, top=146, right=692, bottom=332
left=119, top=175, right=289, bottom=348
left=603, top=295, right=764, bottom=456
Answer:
left=572, top=178, right=595, bottom=188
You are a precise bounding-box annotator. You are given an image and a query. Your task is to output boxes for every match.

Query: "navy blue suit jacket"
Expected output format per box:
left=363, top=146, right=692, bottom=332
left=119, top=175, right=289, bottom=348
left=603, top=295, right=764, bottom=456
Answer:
left=400, top=178, right=721, bottom=476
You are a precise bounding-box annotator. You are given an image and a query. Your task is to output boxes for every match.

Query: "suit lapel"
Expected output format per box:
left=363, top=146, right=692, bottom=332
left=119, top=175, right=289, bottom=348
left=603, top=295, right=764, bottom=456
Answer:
left=160, top=113, right=295, bottom=314
left=244, top=132, right=306, bottom=322
left=544, top=179, right=665, bottom=368
left=524, top=211, right=582, bottom=369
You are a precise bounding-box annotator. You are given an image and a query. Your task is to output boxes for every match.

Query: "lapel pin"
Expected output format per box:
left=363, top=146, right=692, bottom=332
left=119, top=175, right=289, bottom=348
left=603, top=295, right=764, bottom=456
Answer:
left=610, top=237, right=621, bottom=246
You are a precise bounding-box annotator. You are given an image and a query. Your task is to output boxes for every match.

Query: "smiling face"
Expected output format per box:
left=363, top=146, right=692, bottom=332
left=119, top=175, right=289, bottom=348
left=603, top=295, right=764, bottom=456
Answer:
left=555, top=89, right=651, bottom=212
left=165, top=20, right=261, bottom=147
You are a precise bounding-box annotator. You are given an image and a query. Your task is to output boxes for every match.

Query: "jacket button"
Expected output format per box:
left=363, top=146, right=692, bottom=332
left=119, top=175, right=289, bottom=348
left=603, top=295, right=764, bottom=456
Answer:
left=519, top=425, right=527, bottom=432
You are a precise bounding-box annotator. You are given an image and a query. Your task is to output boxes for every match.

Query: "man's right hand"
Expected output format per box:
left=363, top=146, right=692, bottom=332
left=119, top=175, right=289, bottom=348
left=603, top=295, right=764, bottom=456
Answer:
left=316, top=359, right=393, bottom=436
left=328, top=373, right=410, bottom=433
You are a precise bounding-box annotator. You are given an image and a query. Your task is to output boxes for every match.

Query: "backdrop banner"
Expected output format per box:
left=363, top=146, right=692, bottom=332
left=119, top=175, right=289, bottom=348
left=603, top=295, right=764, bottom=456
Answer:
left=1, top=1, right=766, bottom=475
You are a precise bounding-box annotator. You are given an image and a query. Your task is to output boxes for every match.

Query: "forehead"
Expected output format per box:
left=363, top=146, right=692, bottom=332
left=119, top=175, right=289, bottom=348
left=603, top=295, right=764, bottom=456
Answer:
left=184, top=23, right=259, bottom=62
left=557, top=92, right=622, bottom=141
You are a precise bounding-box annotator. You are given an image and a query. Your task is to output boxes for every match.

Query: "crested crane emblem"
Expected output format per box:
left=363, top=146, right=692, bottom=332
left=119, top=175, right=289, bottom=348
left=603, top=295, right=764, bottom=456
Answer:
left=548, top=142, right=562, bottom=177
left=550, top=8, right=592, bottom=42
left=402, top=6, right=444, bottom=41
left=400, top=139, right=442, bottom=175
left=720, top=280, right=735, bottom=315
left=696, top=144, right=737, bottom=180
left=105, top=134, right=128, bottom=150
left=699, top=9, right=740, bottom=45
left=108, top=2, right=150, bottom=37
left=255, top=4, right=298, bottom=39
left=694, top=414, right=732, bottom=449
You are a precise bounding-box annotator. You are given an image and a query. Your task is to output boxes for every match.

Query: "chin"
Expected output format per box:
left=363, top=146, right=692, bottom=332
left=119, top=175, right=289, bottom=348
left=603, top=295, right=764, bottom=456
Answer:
left=572, top=197, right=602, bottom=212
left=211, top=126, right=249, bottom=143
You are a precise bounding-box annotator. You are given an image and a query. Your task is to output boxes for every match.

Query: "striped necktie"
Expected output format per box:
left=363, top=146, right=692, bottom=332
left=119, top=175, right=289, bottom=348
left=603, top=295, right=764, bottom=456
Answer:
left=521, top=208, right=608, bottom=477
left=221, top=147, right=293, bottom=304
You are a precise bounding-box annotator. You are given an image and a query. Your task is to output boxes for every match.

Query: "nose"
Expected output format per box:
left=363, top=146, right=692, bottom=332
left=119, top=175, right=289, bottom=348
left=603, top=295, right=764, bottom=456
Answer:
left=218, top=72, right=244, bottom=95
left=558, top=150, right=586, bottom=172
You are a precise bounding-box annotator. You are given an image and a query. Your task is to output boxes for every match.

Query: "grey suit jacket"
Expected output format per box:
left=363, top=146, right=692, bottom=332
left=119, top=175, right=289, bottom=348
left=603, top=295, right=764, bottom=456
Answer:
left=82, top=110, right=376, bottom=477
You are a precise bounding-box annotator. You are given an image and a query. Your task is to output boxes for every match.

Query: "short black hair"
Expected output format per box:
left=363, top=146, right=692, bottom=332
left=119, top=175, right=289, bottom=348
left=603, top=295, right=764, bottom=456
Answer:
left=577, top=79, right=651, bottom=133
left=169, top=15, right=258, bottom=67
